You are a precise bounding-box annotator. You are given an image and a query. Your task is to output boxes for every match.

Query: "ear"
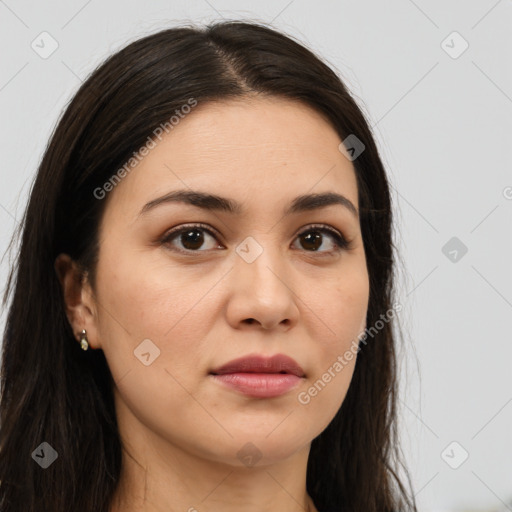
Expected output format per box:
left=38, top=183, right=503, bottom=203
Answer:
left=54, top=253, right=100, bottom=350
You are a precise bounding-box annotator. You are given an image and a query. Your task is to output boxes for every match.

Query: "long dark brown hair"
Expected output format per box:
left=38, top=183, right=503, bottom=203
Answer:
left=0, top=20, right=417, bottom=511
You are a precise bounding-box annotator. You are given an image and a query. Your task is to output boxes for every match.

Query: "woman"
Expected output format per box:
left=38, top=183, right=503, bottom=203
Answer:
left=0, top=20, right=417, bottom=512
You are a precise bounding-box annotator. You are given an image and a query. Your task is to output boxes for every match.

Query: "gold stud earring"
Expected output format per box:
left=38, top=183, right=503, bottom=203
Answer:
left=79, top=329, right=89, bottom=351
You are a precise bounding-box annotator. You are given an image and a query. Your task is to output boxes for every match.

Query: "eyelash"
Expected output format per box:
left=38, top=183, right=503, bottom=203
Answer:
left=160, top=222, right=351, bottom=256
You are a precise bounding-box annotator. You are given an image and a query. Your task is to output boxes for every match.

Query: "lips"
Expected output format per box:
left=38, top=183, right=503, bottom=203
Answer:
left=209, top=353, right=305, bottom=398
left=210, top=353, right=305, bottom=378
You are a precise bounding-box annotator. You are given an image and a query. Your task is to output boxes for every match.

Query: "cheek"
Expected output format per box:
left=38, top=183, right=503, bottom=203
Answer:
left=318, top=262, right=370, bottom=351
left=96, top=238, right=206, bottom=334
left=93, top=251, right=221, bottom=445
left=93, top=242, right=232, bottom=400
left=299, top=264, right=369, bottom=418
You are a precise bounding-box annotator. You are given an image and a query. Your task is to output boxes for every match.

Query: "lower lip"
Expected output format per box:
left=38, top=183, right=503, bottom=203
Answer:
left=210, top=373, right=302, bottom=398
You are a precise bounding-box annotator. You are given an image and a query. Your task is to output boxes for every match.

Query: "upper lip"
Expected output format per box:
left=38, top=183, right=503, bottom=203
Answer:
left=210, top=354, right=305, bottom=378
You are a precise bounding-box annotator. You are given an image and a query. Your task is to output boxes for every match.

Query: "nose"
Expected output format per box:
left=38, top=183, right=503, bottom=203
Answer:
left=225, top=241, right=300, bottom=331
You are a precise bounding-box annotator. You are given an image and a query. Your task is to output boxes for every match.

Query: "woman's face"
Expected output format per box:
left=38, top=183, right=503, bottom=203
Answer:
left=86, top=97, right=369, bottom=466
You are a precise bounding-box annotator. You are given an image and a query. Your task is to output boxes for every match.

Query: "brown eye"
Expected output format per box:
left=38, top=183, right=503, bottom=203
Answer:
left=293, top=225, right=349, bottom=254
left=299, top=231, right=323, bottom=251
left=161, top=223, right=350, bottom=256
left=179, top=229, right=205, bottom=250
left=161, top=224, right=222, bottom=253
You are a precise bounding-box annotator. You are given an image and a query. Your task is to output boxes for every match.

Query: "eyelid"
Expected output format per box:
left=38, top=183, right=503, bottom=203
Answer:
left=160, top=222, right=352, bottom=254
left=294, top=223, right=351, bottom=252
left=160, top=222, right=222, bottom=247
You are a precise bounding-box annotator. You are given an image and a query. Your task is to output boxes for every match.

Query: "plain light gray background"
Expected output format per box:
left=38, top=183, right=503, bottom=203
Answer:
left=1, top=1, right=511, bottom=511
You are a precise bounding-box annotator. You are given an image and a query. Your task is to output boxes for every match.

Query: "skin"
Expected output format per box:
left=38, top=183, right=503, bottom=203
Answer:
left=55, top=96, right=370, bottom=512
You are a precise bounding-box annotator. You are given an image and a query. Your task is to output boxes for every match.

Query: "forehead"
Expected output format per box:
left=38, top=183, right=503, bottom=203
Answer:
left=101, top=97, right=359, bottom=222
left=159, top=97, right=345, bottom=160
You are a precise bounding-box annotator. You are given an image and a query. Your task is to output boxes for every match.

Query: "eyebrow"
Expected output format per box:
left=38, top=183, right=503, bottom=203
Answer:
left=138, top=189, right=359, bottom=219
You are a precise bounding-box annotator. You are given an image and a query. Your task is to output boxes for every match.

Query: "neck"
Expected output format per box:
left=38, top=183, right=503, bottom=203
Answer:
left=109, top=436, right=318, bottom=512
